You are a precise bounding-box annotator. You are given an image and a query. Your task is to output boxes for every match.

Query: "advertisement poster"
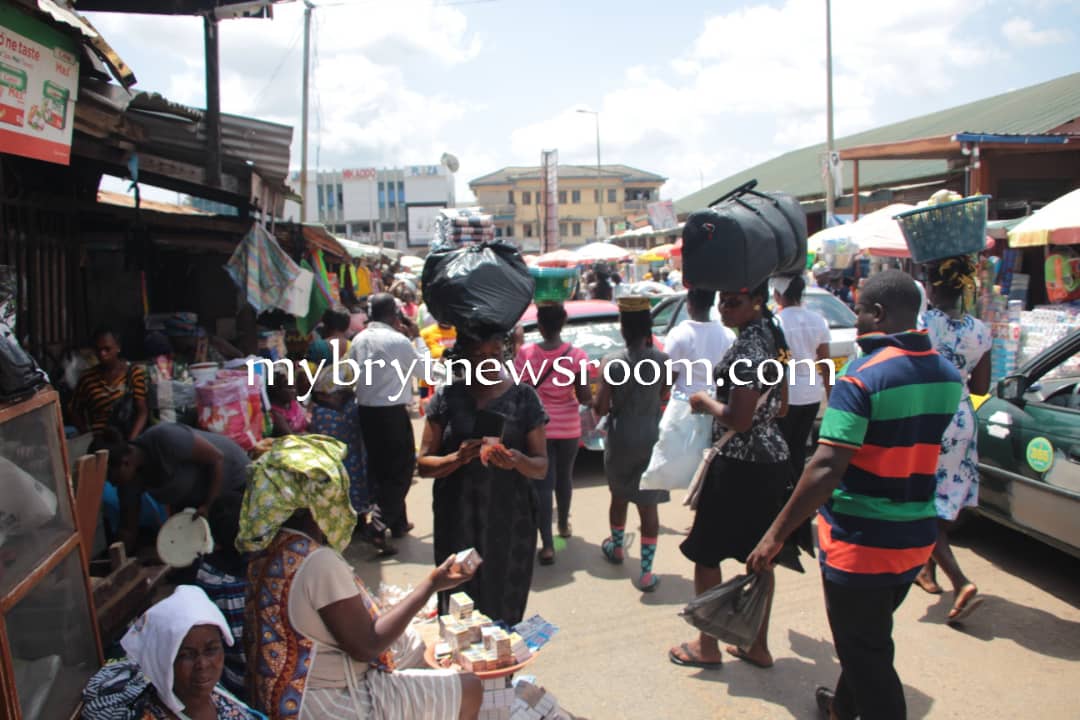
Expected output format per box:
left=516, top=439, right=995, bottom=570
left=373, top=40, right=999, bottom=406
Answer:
left=646, top=200, right=677, bottom=231
left=406, top=204, right=446, bottom=246
left=0, top=5, right=79, bottom=165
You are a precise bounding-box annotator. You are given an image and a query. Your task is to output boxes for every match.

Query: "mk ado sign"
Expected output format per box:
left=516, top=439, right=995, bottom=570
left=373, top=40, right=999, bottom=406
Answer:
left=0, top=5, right=78, bottom=165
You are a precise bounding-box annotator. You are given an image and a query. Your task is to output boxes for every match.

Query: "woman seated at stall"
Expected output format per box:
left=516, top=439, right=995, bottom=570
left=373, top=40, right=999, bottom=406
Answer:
left=92, top=422, right=250, bottom=552
left=238, top=434, right=483, bottom=720
left=81, top=584, right=263, bottom=719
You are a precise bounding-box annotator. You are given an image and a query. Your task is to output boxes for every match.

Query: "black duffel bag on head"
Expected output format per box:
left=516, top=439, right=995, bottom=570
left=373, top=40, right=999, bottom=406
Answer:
left=682, top=180, right=808, bottom=292
left=421, top=241, right=536, bottom=336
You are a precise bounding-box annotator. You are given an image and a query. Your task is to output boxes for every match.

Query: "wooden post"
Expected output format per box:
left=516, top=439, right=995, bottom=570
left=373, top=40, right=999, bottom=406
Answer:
left=204, top=14, right=222, bottom=188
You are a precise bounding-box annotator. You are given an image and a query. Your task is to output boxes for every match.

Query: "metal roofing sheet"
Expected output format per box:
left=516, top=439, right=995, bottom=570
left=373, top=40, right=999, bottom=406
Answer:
left=677, top=72, right=1080, bottom=213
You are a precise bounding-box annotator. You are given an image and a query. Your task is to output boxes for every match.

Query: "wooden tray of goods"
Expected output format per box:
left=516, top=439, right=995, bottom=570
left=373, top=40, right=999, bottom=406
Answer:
left=424, top=642, right=539, bottom=679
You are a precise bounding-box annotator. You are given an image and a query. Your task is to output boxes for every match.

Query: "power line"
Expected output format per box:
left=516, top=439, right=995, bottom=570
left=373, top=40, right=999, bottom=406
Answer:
left=251, top=23, right=304, bottom=107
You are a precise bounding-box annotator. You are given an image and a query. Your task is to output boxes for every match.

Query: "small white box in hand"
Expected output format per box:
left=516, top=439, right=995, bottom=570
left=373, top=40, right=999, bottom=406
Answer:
left=455, top=547, right=483, bottom=573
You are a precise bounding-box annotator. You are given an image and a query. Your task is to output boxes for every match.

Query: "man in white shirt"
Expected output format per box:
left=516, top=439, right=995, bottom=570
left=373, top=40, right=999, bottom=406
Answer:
left=665, top=289, right=734, bottom=397
left=348, top=294, right=429, bottom=552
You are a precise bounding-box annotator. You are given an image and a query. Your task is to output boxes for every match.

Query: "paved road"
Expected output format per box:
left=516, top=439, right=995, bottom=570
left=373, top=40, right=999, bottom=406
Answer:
left=348, top=442, right=1080, bottom=719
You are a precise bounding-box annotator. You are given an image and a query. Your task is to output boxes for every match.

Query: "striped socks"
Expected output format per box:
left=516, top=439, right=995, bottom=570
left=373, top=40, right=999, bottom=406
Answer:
left=640, top=537, right=659, bottom=592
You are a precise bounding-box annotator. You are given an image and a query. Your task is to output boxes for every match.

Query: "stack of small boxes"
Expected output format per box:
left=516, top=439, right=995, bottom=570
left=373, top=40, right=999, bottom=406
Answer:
left=434, top=591, right=532, bottom=720
left=509, top=679, right=569, bottom=720
left=436, top=591, right=533, bottom=674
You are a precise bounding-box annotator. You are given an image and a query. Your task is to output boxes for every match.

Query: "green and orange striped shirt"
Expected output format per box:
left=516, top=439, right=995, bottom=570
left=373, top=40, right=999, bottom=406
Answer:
left=71, top=362, right=148, bottom=435
left=817, top=330, right=962, bottom=587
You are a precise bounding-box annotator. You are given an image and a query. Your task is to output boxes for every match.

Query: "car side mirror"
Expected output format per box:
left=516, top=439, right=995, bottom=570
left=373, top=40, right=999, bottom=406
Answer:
left=998, top=375, right=1027, bottom=405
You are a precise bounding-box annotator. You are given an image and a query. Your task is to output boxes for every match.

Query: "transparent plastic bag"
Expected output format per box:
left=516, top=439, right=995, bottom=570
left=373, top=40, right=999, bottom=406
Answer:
left=641, top=396, right=712, bottom=490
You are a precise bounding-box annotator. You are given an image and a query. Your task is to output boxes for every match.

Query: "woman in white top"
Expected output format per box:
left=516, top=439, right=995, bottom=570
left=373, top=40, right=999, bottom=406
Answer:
left=772, top=274, right=832, bottom=473
left=664, top=288, right=734, bottom=397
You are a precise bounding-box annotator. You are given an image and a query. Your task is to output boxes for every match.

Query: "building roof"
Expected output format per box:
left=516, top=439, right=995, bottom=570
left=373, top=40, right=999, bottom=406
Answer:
left=676, top=72, right=1080, bottom=214
left=470, top=164, right=666, bottom=187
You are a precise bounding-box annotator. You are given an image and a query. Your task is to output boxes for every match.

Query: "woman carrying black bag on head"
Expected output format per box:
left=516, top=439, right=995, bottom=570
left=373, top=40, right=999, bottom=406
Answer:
left=670, top=281, right=794, bottom=671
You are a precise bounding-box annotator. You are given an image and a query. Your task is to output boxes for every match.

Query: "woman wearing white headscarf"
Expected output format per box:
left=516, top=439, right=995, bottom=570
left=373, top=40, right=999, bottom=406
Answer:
left=81, top=585, right=262, bottom=719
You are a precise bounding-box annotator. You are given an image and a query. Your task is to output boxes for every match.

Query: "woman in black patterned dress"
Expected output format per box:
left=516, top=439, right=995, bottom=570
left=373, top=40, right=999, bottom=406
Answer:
left=418, top=327, right=549, bottom=625
left=670, top=281, right=793, bottom=672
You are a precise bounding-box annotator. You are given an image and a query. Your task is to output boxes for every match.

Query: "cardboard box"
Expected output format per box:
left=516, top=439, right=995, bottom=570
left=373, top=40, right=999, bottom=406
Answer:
left=455, top=547, right=483, bottom=573
left=449, top=591, right=474, bottom=619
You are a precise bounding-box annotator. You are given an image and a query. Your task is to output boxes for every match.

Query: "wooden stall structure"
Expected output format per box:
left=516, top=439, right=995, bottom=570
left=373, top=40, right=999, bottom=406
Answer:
left=0, top=390, right=102, bottom=720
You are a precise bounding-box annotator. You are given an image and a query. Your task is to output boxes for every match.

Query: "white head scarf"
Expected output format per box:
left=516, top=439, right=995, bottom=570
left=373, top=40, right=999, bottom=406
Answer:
left=121, top=585, right=234, bottom=715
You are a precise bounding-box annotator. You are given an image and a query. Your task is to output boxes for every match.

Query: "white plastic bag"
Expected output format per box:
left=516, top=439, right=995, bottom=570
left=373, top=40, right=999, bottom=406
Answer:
left=641, top=396, right=712, bottom=490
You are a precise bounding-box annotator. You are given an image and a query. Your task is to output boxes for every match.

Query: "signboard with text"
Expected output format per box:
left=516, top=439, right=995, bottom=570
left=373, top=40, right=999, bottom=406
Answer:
left=541, top=149, right=558, bottom=253
left=343, top=168, right=377, bottom=180
left=0, top=5, right=79, bottom=165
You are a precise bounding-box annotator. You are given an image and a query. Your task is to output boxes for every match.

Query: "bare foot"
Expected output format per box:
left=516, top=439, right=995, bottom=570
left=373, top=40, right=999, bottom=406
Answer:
left=948, top=583, right=982, bottom=622
left=726, top=644, right=774, bottom=669
left=914, top=570, right=944, bottom=595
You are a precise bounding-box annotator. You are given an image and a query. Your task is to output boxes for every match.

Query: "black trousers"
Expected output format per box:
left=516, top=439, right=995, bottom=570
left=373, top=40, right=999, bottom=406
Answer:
left=823, top=579, right=911, bottom=720
left=780, top=401, right=819, bottom=475
left=537, top=437, right=579, bottom=548
left=356, top=404, right=415, bottom=533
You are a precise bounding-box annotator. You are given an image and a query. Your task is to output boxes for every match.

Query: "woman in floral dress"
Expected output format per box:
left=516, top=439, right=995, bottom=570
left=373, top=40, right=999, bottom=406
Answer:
left=915, top=256, right=992, bottom=621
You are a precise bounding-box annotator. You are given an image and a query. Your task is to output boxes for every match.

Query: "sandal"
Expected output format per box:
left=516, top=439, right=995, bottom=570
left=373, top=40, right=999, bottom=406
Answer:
left=601, top=538, right=624, bottom=564
left=558, top=520, right=572, bottom=538
left=668, top=642, right=722, bottom=670
left=947, top=583, right=982, bottom=623
left=537, top=548, right=555, bottom=566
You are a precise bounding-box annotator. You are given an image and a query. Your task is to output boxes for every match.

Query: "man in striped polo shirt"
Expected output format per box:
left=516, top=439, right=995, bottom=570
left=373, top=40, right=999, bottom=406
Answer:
left=749, top=270, right=961, bottom=720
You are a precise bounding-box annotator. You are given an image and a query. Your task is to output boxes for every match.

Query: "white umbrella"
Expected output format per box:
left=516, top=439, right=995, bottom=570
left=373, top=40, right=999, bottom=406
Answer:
left=1008, top=188, right=1080, bottom=247
left=400, top=255, right=424, bottom=270
left=576, top=242, right=632, bottom=262
left=808, top=203, right=916, bottom=258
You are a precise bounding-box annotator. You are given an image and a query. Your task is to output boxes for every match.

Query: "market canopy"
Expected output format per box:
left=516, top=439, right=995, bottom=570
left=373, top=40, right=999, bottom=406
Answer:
left=808, top=203, right=916, bottom=257
left=576, top=242, right=632, bottom=262
left=535, top=249, right=582, bottom=267
left=637, top=243, right=676, bottom=263
left=1008, top=188, right=1080, bottom=247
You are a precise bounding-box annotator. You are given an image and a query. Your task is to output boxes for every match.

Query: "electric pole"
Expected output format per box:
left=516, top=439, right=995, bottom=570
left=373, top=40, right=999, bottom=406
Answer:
left=824, top=0, right=836, bottom=225
left=300, top=1, right=314, bottom=223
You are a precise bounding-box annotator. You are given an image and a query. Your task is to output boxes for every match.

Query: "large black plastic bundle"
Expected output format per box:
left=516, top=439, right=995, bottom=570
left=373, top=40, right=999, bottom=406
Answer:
left=682, top=180, right=807, bottom=292
left=421, top=241, right=535, bottom=335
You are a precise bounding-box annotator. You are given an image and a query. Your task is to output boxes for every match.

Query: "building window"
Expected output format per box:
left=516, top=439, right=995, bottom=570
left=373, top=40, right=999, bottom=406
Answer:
left=594, top=189, right=601, bottom=203
left=388, top=183, right=396, bottom=208
left=508, top=190, right=514, bottom=205
left=397, top=181, right=405, bottom=204
left=317, top=184, right=325, bottom=213
left=559, top=222, right=567, bottom=236
left=608, top=188, right=616, bottom=203
left=522, top=191, right=531, bottom=205
left=572, top=222, right=581, bottom=237
left=523, top=223, right=533, bottom=238
left=558, top=190, right=566, bottom=204
left=378, top=182, right=386, bottom=209
left=505, top=224, right=514, bottom=238
left=571, top=190, right=581, bottom=204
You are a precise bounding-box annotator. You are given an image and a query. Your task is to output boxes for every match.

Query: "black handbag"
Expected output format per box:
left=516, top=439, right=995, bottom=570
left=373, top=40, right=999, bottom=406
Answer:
left=107, top=364, right=137, bottom=436
left=0, top=324, right=47, bottom=404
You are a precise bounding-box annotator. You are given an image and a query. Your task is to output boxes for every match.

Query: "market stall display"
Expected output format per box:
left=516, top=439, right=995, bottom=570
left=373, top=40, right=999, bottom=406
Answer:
left=0, top=390, right=102, bottom=720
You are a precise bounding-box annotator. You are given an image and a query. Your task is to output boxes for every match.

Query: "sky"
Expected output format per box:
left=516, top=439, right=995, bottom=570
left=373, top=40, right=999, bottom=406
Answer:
left=86, top=0, right=1080, bottom=205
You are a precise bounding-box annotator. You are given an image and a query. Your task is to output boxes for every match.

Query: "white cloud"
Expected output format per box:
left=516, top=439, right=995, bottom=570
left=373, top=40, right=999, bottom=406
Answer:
left=507, top=0, right=999, bottom=202
left=86, top=0, right=481, bottom=172
left=1001, top=17, right=1069, bottom=47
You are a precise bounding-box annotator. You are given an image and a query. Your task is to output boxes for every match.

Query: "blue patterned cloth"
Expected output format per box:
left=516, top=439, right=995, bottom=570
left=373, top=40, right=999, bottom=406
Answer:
left=919, top=309, right=992, bottom=520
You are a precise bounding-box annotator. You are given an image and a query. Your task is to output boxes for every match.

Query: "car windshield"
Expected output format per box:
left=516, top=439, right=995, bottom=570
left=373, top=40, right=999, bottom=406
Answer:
left=803, top=292, right=856, bottom=329
left=522, top=318, right=623, bottom=363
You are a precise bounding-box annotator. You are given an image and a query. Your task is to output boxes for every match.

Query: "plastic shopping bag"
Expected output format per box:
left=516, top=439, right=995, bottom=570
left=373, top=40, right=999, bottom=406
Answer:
left=641, top=396, right=712, bottom=490
left=679, top=573, right=770, bottom=649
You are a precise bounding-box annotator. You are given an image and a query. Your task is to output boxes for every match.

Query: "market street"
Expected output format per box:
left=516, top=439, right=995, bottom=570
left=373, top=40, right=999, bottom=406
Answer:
left=350, top=437, right=1080, bottom=720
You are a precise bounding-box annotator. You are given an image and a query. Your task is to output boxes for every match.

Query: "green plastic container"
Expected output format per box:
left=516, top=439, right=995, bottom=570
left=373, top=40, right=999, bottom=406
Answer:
left=529, top=266, right=578, bottom=302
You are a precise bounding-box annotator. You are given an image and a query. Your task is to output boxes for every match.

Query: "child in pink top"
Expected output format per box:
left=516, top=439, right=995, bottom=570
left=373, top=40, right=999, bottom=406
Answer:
left=515, top=303, right=592, bottom=565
